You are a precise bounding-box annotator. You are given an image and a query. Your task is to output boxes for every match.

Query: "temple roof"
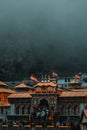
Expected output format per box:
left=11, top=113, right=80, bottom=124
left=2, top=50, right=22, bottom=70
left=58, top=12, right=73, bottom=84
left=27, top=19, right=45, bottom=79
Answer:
left=0, top=88, right=15, bottom=93
left=0, top=81, right=8, bottom=87
left=60, top=89, right=87, bottom=97
left=14, top=82, right=32, bottom=89
left=34, top=82, right=57, bottom=87
left=8, top=92, right=32, bottom=98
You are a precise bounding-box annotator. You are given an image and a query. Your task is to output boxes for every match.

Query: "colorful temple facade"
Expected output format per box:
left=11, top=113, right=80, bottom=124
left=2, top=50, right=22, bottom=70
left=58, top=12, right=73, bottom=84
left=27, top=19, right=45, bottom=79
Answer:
left=0, top=77, right=87, bottom=125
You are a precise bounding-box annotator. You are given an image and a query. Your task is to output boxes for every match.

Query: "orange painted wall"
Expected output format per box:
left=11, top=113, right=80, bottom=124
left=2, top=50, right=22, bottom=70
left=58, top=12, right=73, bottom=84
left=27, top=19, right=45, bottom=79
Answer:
left=0, top=93, right=9, bottom=101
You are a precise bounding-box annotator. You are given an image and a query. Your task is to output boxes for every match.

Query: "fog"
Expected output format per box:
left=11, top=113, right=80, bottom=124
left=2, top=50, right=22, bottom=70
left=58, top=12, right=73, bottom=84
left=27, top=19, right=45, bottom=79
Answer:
left=0, top=0, right=87, bottom=80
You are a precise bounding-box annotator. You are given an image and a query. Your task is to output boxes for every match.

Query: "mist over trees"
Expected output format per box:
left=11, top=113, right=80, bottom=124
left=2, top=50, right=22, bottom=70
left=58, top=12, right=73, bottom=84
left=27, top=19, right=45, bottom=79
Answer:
left=0, top=0, right=87, bottom=80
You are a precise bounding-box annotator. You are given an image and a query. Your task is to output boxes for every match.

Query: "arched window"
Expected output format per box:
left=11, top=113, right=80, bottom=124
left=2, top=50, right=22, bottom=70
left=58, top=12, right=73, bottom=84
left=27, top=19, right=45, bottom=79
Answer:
left=67, top=105, right=71, bottom=115
left=65, top=106, right=68, bottom=114
left=61, top=105, right=65, bottom=114
left=16, top=106, right=20, bottom=114
left=22, top=106, right=25, bottom=114
left=74, top=105, right=79, bottom=115
left=1, top=108, right=3, bottom=114
left=28, top=106, right=30, bottom=114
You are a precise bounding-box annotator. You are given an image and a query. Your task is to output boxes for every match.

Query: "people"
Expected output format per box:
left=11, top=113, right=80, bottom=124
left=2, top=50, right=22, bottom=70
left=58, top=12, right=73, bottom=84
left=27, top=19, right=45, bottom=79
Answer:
left=56, top=121, right=60, bottom=127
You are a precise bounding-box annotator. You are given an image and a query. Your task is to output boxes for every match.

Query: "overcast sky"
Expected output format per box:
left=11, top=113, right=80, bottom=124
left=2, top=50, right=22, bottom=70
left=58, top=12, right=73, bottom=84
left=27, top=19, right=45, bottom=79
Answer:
left=0, top=0, right=87, bottom=77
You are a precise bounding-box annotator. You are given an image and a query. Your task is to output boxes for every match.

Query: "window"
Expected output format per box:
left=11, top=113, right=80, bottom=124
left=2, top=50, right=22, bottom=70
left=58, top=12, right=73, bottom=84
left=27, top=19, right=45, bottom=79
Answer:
left=48, top=87, right=52, bottom=92
left=36, top=87, right=41, bottom=92
left=22, top=106, right=25, bottom=114
left=61, top=105, right=65, bottom=114
left=1, top=108, right=3, bottom=114
left=74, top=105, right=79, bottom=115
left=28, top=106, right=30, bottom=114
left=16, top=106, right=20, bottom=114
left=67, top=106, right=72, bottom=115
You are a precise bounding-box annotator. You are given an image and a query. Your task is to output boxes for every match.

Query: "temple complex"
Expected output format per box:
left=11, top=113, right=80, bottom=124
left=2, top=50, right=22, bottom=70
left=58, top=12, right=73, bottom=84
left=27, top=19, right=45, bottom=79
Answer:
left=0, top=76, right=87, bottom=126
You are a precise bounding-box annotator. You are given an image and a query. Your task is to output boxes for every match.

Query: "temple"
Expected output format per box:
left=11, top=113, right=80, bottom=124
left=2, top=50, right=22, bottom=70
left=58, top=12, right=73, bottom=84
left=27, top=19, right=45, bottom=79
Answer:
left=0, top=76, right=87, bottom=126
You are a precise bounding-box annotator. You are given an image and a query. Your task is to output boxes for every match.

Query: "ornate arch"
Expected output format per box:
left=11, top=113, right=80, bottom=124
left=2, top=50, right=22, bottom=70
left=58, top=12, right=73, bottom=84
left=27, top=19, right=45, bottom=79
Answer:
left=67, top=105, right=72, bottom=115
left=61, top=105, right=66, bottom=114
left=74, top=104, right=79, bottom=115
left=15, top=105, right=20, bottom=114
left=38, top=97, right=50, bottom=104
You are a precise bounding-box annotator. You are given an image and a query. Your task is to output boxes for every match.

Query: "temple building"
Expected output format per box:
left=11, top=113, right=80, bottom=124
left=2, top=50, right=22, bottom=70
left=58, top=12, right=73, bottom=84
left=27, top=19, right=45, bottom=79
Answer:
left=7, top=82, right=34, bottom=121
left=0, top=81, right=14, bottom=121
left=0, top=77, right=87, bottom=124
left=7, top=78, right=61, bottom=121
left=58, top=89, right=87, bottom=123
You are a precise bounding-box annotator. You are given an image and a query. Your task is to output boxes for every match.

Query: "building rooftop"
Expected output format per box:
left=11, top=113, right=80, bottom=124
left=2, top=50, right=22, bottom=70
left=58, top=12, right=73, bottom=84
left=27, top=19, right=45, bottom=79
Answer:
left=8, top=92, right=32, bottom=98
left=0, top=88, right=15, bottom=93
left=34, top=82, right=57, bottom=87
left=60, top=89, right=87, bottom=97
left=0, top=81, right=8, bottom=87
left=15, top=82, right=30, bottom=89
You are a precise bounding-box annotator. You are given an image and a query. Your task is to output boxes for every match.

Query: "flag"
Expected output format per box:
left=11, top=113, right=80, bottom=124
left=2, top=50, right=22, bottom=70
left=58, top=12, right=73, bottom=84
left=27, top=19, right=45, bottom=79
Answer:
left=30, top=74, right=38, bottom=82
left=52, top=72, right=58, bottom=78
left=75, top=74, right=81, bottom=80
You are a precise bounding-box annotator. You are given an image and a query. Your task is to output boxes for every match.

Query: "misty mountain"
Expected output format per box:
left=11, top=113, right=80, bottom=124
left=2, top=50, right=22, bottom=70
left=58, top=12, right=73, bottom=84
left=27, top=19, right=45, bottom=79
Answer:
left=0, top=0, right=87, bottom=80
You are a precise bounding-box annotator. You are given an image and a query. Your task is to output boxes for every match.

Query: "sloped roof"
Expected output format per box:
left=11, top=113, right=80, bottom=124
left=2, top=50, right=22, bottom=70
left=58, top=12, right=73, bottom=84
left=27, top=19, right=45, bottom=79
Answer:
left=60, top=89, right=87, bottom=97
left=15, top=83, right=31, bottom=89
left=0, top=81, right=8, bottom=87
left=0, top=88, right=15, bottom=93
left=70, top=79, right=79, bottom=84
left=71, top=89, right=87, bottom=92
left=8, top=92, right=32, bottom=98
left=34, top=82, right=57, bottom=87
left=83, top=110, right=87, bottom=118
left=81, top=110, right=87, bottom=124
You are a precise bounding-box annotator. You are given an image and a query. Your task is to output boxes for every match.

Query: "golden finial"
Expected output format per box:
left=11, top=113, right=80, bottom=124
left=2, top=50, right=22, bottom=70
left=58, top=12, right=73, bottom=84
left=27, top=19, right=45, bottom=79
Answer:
left=45, top=75, right=47, bottom=82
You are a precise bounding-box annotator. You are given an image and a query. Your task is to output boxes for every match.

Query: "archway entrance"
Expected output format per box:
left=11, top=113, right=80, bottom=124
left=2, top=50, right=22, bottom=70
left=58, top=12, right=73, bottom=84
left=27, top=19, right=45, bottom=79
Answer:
left=30, top=99, right=50, bottom=124
left=39, top=99, right=49, bottom=109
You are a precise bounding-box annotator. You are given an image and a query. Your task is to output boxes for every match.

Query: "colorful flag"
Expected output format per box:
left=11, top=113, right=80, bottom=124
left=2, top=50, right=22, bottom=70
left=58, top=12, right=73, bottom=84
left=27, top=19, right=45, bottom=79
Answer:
left=30, top=74, right=39, bottom=82
left=75, top=74, right=81, bottom=80
left=52, top=72, right=58, bottom=78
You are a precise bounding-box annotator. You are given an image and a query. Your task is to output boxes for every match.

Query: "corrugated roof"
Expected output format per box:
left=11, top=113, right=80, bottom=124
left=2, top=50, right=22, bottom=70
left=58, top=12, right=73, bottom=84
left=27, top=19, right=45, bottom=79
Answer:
left=0, top=88, right=15, bottom=93
left=34, top=82, right=57, bottom=87
left=8, top=92, right=32, bottom=98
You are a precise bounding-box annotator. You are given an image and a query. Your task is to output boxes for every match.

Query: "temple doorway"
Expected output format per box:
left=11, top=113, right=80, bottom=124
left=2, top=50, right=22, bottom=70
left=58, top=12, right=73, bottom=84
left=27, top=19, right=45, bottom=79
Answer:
left=39, top=99, right=49, bottom=109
